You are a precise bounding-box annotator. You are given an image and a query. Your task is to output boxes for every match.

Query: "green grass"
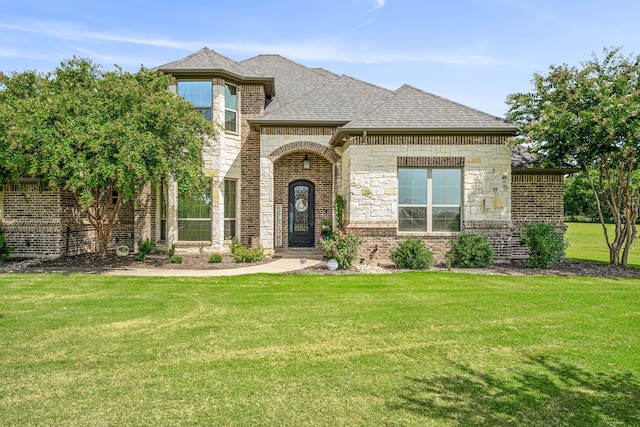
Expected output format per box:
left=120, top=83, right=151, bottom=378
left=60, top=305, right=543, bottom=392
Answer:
left=1, top=273, right=639, bottom=426
left=566, top=222, right=640, bottom=268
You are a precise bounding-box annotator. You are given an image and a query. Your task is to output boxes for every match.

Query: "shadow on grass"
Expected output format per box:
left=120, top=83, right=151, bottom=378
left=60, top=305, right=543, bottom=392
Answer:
left=390, top=356, right=640, bottom=426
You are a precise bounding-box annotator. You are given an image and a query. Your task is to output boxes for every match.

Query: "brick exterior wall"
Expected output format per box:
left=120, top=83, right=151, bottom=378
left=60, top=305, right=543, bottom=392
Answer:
left=511, top=172, right=566, bottom=259
left=239, top=84, right=265, bottom=247
left=273, top=152, right=334, bottom=248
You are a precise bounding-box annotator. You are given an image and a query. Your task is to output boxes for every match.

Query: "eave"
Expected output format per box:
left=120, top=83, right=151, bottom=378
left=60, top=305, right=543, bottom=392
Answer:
left=330, top=126, right=518, bottom=145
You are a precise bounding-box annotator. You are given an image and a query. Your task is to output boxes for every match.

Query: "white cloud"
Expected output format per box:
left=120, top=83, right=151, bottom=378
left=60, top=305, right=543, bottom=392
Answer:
left=0, top=19, right=505, bottom=68
left=370, top=0, right=386, bottom=12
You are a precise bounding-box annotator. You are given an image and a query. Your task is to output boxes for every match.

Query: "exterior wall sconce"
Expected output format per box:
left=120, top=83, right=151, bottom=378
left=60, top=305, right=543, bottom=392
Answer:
left=302, top=154, right=310, bottom=170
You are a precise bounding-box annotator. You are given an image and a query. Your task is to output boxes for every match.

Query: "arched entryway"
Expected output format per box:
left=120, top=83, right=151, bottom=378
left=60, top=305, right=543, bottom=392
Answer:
left=288, top=180, right=315, bottom=247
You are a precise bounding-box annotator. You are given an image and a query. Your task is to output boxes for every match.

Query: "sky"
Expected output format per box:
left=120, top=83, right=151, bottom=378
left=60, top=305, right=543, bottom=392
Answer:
left=2, top=0, right=640, bottom=117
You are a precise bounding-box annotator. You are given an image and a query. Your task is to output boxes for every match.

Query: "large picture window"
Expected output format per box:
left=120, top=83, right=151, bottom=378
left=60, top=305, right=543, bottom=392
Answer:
left=178, top=81, right=212, bottom=120
left=225, top=83, right=238, bottom=132
left=224, top=179, right=237, bottom=240
left=178, top=184, right=212, bottom=241
left=398, top=168, right=461, bottom=232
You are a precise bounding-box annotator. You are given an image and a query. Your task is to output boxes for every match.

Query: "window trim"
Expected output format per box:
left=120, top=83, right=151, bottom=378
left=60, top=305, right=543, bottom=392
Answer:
left=398, top=167, right=462, bottom=233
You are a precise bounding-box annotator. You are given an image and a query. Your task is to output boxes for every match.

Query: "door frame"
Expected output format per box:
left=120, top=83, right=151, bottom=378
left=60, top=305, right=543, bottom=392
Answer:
left=288, top=180, right=315, bottom=247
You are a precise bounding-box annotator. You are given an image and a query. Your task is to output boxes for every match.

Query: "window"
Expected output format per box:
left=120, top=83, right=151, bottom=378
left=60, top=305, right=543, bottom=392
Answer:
left=178, top=81, right=212, bottom=120
left=225, top=83, right=238, bottom=132
left=178, top=184, right=212, bottom=241
left=398, top=168, right=461, bottom=232
left=224, top=179, right=237, bottom=239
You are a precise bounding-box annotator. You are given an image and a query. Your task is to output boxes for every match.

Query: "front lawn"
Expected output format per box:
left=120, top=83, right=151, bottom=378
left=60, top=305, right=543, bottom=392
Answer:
left=566, top=222, right=639, bottom=268
left=1, top=273, right=639, bottom=426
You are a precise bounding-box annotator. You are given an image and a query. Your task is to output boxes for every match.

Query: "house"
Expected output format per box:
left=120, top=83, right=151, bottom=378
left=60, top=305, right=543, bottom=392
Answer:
left=0, top=48, right=567, bottom=262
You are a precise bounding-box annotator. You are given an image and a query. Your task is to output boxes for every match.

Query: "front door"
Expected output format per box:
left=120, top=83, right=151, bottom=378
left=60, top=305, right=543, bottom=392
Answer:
left=288, top=180, right=315, bottom=247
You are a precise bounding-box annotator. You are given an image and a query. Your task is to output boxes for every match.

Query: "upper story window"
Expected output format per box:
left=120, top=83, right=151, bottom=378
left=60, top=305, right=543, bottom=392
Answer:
left=178, top=81, right=212, bottom=121
left=225, top=83, right=238, bottom=132
left=398, top=168, right=462, bottom=232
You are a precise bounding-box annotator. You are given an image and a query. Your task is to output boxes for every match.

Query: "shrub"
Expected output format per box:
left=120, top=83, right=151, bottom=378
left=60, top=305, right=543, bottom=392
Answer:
left=135, top=238, right=154, bottom=261
left=166, top=243, right=176, bottom=258
left=521, top=222, right=568, bottom=268
left=231, top=246, right=264, bottom=263
left=390, top=237, right=434, bottom=269
left=169, top=255, right=182, bottom=264
left=449, top=233, right=494, bottom=268
left=208, top=253, right=223, bottom=263
left=320, top=230, right=364, bottom=270
left=0, top=226, right=14, bottom=263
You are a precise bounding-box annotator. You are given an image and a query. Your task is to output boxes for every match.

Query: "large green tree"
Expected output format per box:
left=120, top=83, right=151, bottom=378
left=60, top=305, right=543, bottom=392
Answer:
left=0, top=58, right=214, bottom=255
left=507, top=48, right=640, bottom=266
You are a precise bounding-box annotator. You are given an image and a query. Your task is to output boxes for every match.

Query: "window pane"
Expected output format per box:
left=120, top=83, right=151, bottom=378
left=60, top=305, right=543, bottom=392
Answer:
left=178, top=81, right=212, bottom=108
left=432, top=207, right=460, bottom=232
left=398, top=169, right=427, bottom=204
left=398, top=207, right=427, bottom=232
left=432, top=169, right=461, bottom=204
left=225, top=110, right=237, bottom=132
left=224, top=180, right=236, bottom=218
left=432, top=169, right=460, bottom=204
left=178, top=185, right=212, bottom=241
left=224, top=220, right=236, bottom=240
left=225, top=84, right=237, bottom=110
left=178, top=220, right=211, bottom=241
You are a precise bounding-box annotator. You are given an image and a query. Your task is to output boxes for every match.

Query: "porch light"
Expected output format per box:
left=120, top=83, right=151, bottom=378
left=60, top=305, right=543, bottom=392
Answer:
left=302, top=154, right=310, bottom=170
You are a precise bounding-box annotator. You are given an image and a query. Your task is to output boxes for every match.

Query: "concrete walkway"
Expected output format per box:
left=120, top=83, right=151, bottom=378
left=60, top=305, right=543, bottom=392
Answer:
left=105, top=248, right=325, bottom=277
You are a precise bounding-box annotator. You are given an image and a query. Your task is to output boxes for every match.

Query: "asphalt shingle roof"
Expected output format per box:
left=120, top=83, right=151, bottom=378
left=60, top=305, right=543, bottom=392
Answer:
left=153, top=48, right=516, bottom=131
left=254, top=74, right=393, bottom=123
left=154, top=47, right=265, bottom=79
left=341, top=85, right=515, bottom=130
left=240, top=55, right=334, bottom=108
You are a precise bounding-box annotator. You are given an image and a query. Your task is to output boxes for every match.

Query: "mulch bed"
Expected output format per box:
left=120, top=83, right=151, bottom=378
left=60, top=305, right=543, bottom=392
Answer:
left=1, top=253, right=639, bottom=278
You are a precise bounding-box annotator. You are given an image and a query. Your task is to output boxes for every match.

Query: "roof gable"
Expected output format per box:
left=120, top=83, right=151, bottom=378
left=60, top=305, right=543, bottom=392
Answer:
left=154, top=47, right=264, bottom=79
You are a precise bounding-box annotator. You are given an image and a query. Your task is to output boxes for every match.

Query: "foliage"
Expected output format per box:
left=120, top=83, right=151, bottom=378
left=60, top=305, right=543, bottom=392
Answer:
left=0, top=58, right=215, bottom=255
left=208, top=253, right=223, bottom=263
left=135, top=238, right=154, bottom=261
left=506, top=47, right=640, bottom=266
left=169, top=255, right=182, bottom=264
left=390, top=237, right=434, bottom=269
left=448, top=233, right=494, bottom=268
left=320, top=229, right=364, bottom=269
left=334, top=194, right=345, bottom=231
left=564, top=170, right=613, bottom=222
left=165, top=243, right=176, bottom=258
left=231, top=246, right=264, bottom=263
left=319, top=219, right=333, bottom=239
left=0, top=225, right=14, bottom=262
left=521, top=222, right=568, bottom=268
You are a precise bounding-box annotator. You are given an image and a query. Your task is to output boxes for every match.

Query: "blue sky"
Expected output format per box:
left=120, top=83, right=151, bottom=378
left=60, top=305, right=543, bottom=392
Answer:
left=2, top=0, right=640, bottom=117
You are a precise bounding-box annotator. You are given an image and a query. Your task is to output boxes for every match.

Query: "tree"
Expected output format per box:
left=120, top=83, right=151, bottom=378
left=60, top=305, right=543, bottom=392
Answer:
left=0, top=58, right=215, bottom=255
left=507, top=48, right=640, bottom=266
left=564, top=170, right=612, bottom=222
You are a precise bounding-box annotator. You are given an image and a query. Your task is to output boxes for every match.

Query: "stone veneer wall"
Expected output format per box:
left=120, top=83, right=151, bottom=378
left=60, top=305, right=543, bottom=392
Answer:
left=273, top=152, right=334, bottom=248
left=239, top=84, right=265, bottom=247
left=342, top=135, right=514, bottom=263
